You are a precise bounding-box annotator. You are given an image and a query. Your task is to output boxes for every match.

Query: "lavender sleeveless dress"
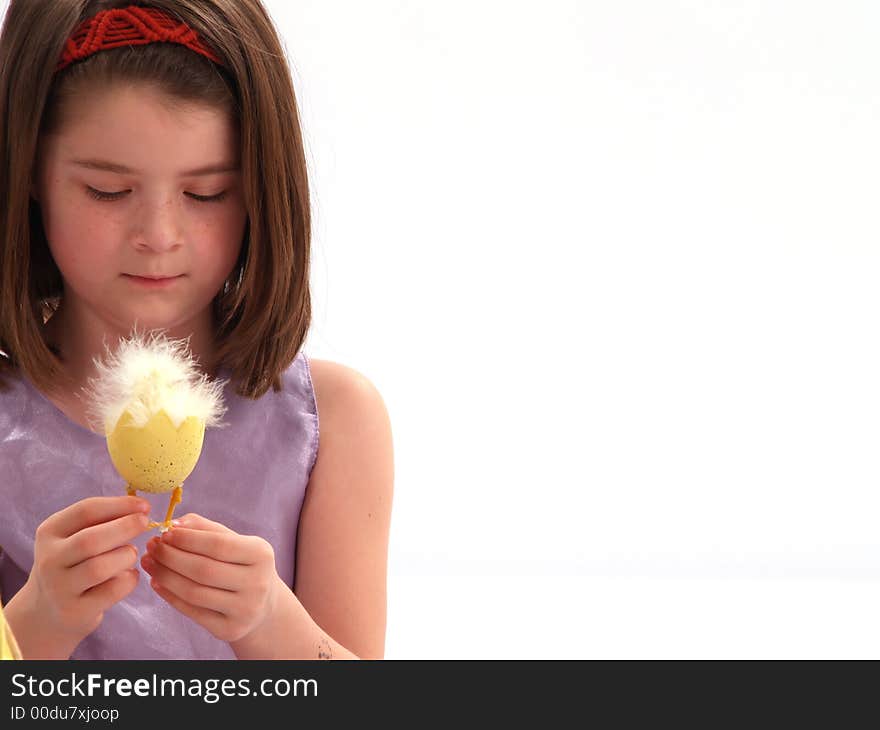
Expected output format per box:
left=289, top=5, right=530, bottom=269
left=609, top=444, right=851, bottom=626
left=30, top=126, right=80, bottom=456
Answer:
left=0, top=352, right=319, bottom=659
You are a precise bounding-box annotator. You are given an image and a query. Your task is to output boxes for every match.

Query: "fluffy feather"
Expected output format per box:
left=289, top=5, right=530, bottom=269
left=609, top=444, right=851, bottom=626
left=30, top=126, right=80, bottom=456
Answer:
left=82, top=327, right=228, bottom=436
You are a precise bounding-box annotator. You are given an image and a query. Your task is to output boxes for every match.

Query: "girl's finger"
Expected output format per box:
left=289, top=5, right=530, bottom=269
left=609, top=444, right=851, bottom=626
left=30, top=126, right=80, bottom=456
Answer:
left=173, top=513, right=233, bottom=534
left=81, top=568, right=140, bottom=615
left=149, top=580, right=227, bottom=639
left=141, top=554, right=235, bottom=613
left=146, top=539, right=245, bottom=591
left=160, top=528, right=255, bottom=565
left=70, top=545, right=139, bottom=592
left=47, top=496, right=150, bottom=539
left=64, top=512, right=150, bottom=567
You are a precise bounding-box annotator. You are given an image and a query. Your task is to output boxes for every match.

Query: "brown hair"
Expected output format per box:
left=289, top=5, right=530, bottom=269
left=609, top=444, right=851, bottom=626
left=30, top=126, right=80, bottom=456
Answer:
left=0, top=0, right=312, bottom=399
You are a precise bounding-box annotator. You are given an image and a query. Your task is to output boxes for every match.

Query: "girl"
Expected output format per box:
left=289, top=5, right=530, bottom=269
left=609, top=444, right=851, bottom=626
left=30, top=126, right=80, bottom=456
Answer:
left=0, top=0, right=394, bottom=659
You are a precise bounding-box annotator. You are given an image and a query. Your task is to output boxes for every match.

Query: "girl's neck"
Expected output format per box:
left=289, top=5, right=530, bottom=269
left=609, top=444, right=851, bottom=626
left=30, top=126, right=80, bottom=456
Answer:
left=41, top=301, right=220, bottom=401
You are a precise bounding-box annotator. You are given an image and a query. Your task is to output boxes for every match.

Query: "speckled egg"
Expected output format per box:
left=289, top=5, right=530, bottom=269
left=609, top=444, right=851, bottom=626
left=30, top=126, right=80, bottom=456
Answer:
left=107, top=410, right=205, bottom=493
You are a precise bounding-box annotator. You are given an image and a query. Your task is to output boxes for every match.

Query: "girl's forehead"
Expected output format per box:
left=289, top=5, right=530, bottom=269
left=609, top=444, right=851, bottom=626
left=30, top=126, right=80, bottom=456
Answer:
left=61, top=84, right=234, bottom=134
left=46, top=84, right=238, bottom=166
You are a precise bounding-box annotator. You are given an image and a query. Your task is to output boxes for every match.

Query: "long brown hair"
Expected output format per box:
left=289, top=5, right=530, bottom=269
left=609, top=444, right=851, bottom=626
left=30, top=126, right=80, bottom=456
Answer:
left=0, top=0, right=312, bottom=399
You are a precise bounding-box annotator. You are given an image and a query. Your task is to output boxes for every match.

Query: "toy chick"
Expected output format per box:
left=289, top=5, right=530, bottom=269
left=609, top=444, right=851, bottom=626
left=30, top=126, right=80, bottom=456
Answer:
left=84, top=329, right=227, bottom=532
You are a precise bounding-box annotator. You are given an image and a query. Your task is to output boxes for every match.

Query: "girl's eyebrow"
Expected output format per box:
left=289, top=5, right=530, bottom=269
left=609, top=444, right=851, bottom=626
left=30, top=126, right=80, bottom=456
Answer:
left=67, top=158, right=240, bottom=176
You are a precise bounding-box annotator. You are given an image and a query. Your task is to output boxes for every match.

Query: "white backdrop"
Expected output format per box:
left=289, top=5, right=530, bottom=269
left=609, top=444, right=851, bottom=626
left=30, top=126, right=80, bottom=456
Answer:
left=5, top=0, right=880, bottom=658
left=274, top=0, right=880, bottom=658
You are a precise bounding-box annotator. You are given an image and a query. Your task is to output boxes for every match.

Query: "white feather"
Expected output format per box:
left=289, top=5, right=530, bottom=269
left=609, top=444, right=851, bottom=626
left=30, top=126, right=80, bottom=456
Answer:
left=82, top=327, right=228, bottom=435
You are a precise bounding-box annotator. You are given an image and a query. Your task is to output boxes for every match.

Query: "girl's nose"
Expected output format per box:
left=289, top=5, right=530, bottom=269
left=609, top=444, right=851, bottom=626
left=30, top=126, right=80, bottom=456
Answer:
left=132, top=196, right=184, bottom=251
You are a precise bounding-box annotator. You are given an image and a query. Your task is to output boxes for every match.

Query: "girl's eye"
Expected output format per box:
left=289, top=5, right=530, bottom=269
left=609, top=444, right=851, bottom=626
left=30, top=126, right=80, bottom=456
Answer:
left=188, top=191, right=228, bottom=203
left=86, top=187, right=228, bottom=203
left=86, top=187, right=127, bottom=202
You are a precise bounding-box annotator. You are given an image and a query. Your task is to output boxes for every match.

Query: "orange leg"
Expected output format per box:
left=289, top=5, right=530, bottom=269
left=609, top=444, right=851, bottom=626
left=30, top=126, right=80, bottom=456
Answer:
left=126, top=484, right=137, bottom=497
left=147, top=486, right=183, bottom=532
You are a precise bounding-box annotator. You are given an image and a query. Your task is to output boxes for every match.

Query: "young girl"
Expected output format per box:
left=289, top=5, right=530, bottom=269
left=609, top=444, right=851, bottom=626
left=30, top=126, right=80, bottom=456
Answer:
left=0, top=0, right=394, bottom=659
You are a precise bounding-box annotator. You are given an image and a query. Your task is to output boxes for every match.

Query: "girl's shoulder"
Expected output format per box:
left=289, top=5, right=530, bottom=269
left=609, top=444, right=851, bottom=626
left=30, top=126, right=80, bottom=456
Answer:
left=303, top=356, right=385, bottom=423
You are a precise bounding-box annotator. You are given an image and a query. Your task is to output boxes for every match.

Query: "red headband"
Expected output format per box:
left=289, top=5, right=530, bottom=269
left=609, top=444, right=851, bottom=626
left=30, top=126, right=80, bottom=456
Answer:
left=56, top=5, right=225, bottom=73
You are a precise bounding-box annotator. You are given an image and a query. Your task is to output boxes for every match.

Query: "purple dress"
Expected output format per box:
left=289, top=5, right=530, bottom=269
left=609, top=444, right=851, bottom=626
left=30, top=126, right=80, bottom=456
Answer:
left=0, top=352, right=319, bottom=659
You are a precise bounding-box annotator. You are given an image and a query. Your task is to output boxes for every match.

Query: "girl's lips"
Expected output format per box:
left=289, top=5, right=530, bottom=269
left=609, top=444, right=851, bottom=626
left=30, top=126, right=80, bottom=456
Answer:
left=123, top=274, right=184, bottom=288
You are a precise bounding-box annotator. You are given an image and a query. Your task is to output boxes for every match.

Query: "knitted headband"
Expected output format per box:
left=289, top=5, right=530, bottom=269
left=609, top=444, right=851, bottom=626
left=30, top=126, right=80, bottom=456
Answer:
left=55, top=4, right=225, bottom=73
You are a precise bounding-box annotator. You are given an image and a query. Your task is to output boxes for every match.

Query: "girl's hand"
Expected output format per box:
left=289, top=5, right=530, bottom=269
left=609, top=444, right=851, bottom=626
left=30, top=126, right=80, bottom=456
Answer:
left=6, top=496, right=150, bottom=658
left=141, top=513, right=281, bottom=643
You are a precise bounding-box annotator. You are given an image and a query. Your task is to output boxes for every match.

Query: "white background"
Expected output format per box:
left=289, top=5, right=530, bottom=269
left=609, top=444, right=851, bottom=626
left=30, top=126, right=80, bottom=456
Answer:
left=269, top=0, right=880, bottom=658
left=273, top=0, right=880, bottom=658
left=6, top=0, right=880, bottom=657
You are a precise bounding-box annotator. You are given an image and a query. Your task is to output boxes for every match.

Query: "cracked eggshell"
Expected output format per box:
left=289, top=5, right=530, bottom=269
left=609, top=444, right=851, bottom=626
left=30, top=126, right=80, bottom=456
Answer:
left=107, top=409, right=205, bottom=493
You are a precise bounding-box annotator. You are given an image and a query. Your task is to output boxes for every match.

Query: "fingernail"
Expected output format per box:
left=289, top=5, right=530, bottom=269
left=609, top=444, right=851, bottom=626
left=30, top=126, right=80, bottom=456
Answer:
left=138, top=500, right=151, bottom=513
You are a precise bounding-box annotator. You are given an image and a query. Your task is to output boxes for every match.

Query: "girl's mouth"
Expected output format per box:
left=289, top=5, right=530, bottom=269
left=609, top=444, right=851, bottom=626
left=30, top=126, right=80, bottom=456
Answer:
left=123, top=274, right=184, bottom=288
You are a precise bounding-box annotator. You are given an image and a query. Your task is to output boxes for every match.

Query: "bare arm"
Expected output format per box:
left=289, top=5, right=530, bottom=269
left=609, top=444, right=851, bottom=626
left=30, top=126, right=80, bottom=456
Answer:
left=234, top=361, right=394, bottom=660
left=230, top=575, right=360, bottom=659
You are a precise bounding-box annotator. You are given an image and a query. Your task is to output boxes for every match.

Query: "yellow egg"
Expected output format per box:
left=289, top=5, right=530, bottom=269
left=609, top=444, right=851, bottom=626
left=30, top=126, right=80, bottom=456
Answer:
left=107, top=409, right=205, bottom=494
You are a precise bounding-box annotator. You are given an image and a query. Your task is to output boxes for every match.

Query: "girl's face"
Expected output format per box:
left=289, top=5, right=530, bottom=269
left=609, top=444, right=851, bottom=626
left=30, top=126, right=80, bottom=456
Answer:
left=33, top=83, right=247, bottom=335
